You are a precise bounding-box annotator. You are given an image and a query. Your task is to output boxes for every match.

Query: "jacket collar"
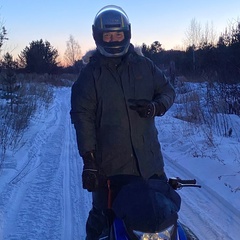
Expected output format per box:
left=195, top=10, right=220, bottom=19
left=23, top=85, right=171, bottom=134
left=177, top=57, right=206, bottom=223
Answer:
left=82, top=44, right=143, bottom=65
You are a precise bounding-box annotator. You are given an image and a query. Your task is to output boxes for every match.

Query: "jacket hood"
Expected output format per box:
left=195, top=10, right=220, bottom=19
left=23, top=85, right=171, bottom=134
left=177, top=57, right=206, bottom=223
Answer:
left=82, top=44, right=144, bottom=65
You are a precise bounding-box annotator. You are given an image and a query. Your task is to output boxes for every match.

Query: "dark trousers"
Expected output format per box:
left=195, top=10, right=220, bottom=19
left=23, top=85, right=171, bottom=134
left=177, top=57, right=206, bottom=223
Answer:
left=85, top=174, right=167, bottom=239
left=85, top=175, right=141, bottom=239
left=86, top=188, right=108, bottom=240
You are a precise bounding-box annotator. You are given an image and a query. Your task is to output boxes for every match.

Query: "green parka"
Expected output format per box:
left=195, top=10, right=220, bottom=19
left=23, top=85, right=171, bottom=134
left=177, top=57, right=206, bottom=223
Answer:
left=70, top=45, right=175, bottom=179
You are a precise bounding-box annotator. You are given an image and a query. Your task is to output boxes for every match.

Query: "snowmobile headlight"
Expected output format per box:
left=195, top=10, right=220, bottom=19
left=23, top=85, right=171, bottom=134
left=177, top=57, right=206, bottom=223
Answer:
left=132, top=224, right=175, bottom=240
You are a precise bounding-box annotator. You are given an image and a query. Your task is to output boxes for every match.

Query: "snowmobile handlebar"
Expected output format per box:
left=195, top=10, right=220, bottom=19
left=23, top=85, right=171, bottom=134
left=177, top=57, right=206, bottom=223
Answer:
left=168, top=177, right=201, bottom=190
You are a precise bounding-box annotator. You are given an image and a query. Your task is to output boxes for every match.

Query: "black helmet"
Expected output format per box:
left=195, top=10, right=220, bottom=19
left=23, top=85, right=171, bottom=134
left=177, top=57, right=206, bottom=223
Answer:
left=92, top=5, right=131, bottom=57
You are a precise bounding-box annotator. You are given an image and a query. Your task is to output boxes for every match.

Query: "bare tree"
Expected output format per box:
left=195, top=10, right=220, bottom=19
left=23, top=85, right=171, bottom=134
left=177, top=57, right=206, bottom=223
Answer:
left=0, top=21, right=8, bottom=53
left=184, top=18, right=217, bottom=49
left=184, top=18, right=202, bottom=49
left=202, top=21, right=217, bottom=46
left=64, top=35, right=82, bottom=66
left=184, top=18, right=218, bottom=73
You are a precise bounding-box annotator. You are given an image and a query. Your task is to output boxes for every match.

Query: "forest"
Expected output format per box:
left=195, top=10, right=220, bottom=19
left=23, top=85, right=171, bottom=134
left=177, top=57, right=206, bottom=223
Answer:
left=0, top=18, right=239, bottom=83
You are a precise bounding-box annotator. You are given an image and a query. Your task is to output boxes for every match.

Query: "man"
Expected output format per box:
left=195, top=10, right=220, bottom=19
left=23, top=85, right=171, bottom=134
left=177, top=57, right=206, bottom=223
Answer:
left=70, top=5, right=176, bottom=239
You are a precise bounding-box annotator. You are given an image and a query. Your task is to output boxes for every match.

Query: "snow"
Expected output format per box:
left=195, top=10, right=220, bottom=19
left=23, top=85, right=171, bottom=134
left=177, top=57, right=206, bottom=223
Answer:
left=0, top=85, right=240, bottom=240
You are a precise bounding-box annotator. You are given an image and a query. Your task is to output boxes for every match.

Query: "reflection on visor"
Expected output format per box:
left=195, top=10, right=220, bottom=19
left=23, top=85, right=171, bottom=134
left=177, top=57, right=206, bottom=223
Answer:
left=94, top=5, right=129, bottom=22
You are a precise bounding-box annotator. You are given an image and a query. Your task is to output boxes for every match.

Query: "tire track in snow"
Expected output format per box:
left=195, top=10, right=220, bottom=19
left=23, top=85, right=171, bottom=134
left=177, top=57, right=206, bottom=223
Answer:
left=2, top=87, right=97, bottom=239
left=9, top=98, right=60, bottom=185
left=61, top=107, right=73, bottom=240
left=57, top=88, right=92, bottom=239
left=164, top=153, right=240, bottom=240
left=1, top=90, right=63, bottom=239
left=1, top=88, right=69, bottom=239
left=68, top=123, right=92, bottom=240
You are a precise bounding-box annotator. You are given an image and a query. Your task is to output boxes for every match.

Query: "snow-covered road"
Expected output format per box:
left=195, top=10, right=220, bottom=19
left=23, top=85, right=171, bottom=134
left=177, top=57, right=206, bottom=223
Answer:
left=0, top=88, right=91, bottom=240
left=164, top=155, right=240, bottom=240
left=0, top=87, right=239, bottom=240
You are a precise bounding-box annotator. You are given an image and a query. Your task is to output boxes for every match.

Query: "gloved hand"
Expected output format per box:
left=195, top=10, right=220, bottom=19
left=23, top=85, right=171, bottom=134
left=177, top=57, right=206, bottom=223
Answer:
left=128, top=99, right=166, bottom=118
left=82, top=151, right=100, bottom=192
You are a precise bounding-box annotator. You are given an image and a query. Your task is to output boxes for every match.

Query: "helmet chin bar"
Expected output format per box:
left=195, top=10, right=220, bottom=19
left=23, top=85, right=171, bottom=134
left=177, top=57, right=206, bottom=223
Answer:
left=97, top=41, right=130, bottom=57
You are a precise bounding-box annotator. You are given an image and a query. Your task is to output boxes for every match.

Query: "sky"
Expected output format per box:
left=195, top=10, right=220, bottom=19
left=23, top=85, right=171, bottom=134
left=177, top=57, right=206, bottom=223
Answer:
left=0, top=0, right=240, bottom=63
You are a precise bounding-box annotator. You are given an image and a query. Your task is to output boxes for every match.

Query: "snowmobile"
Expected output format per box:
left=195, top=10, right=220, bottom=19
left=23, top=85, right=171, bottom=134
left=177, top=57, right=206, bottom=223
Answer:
left=99, top=177, right=201, bottom=240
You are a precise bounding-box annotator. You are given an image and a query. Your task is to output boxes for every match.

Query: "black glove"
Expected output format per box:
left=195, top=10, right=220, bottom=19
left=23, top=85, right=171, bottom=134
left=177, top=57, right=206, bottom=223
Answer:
left=82, top=151, right=100, bottom=192
left=128, top=99, right=166, bottom=118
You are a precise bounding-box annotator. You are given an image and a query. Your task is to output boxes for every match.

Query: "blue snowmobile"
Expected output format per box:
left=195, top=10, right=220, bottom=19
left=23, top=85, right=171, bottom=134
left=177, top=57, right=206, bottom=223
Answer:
left=99, top=176, right=201, bottom=240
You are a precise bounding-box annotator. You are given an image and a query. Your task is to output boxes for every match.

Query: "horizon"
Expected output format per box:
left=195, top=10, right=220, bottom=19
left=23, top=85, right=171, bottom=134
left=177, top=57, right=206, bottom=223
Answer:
left=1, top=0, right=240, bottom=64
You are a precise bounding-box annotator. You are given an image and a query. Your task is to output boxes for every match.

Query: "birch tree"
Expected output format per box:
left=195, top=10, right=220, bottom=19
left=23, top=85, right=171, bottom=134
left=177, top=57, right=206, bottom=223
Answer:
left=64, top=35, right=82, bottom=66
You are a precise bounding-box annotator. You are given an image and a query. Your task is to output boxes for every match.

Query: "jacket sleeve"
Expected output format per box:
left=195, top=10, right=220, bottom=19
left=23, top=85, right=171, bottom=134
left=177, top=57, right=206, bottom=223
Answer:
left=149, top=60, right=176, bottom=113
left=70, top=66, right=97, bottom=156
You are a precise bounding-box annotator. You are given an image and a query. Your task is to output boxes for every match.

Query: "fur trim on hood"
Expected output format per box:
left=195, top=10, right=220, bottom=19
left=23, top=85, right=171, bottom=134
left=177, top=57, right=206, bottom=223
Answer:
left=82, top=46, right=144, bottom=65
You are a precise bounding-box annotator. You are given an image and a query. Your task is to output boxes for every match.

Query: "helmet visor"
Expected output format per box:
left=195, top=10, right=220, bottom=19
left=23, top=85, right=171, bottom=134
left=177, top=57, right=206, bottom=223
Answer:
left=93, top=5, right=130, bottom=32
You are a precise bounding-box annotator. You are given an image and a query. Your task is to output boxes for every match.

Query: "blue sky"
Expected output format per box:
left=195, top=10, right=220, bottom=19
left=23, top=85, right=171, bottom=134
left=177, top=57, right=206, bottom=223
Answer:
left=1, top=0, right=240, bottom=62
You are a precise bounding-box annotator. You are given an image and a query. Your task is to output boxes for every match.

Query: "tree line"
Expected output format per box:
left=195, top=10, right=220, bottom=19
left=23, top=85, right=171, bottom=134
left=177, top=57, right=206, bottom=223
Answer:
left=0, top=29, right=82, bottom=75
left=142, top=19, right=240, bottom=84
left=0, top=18, right=240, bottom=84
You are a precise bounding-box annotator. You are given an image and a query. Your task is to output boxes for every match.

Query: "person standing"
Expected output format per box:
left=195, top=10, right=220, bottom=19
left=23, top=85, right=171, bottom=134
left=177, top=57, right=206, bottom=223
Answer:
left=70, top=5, right=176, bottom=239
